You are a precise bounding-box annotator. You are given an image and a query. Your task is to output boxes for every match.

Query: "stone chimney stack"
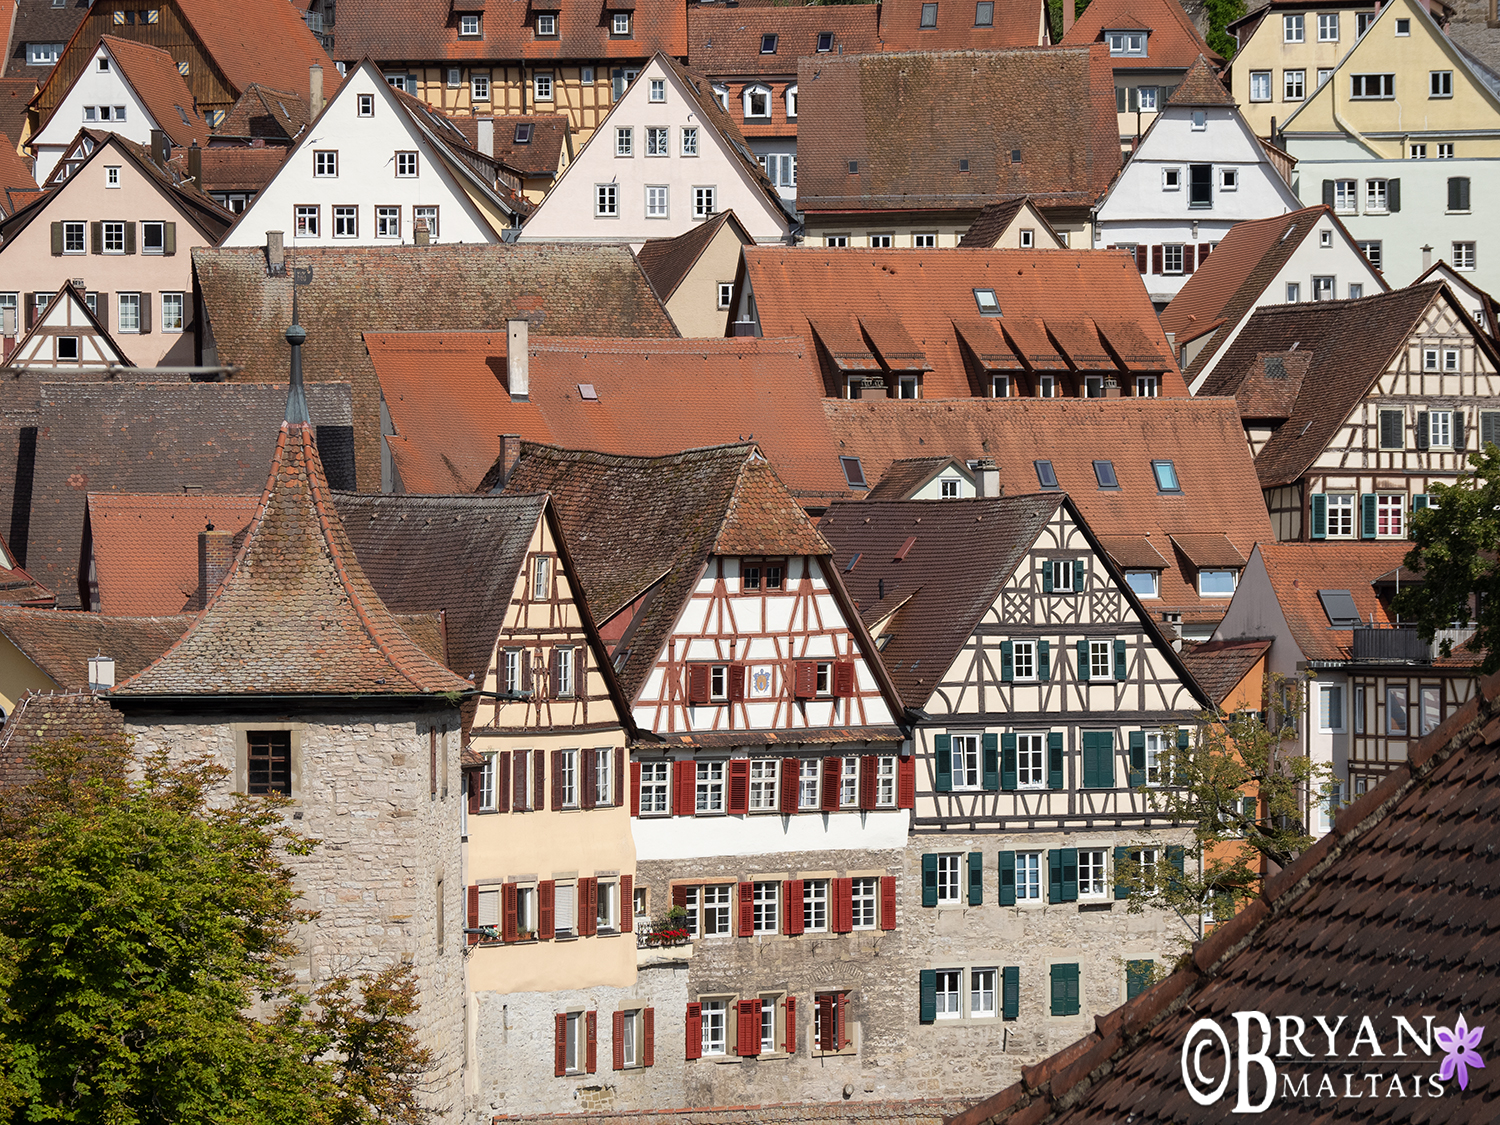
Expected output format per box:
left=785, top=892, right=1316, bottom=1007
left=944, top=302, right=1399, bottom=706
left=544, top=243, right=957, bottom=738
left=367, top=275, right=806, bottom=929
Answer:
left=477, top=116, right=495, bottom=157
left=414, top=218, right=430, bottom=246
left=267, top=231, right=286, bottom=276
left=498, top=434, right=522, bottom=487
left=973, top=458, right=1000, bottom=498
left=1422, top=245, right=1434, bottom=271
left=310, top=64, right=324, bottom=117
left=197, top=524, right=236, bottom=609
left=507, top=319, right=529, bottom=400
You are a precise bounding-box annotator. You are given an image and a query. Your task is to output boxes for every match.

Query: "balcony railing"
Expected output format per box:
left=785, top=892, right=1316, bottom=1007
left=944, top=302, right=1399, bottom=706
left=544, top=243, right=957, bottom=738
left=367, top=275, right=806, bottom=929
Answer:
left=1352, top=626, right=1434, bottom=663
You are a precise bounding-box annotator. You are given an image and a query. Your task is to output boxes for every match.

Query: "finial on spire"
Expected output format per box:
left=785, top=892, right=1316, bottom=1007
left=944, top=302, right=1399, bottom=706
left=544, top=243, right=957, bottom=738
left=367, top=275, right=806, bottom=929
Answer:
left=285, top=314, right=310, bottom=425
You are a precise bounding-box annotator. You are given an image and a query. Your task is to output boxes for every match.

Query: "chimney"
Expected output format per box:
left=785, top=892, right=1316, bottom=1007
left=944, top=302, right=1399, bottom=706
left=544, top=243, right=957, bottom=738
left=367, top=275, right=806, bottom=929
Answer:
left=973, top=458, right=1000, bottom=498
left=1063, top=0, right=1075, bottom=34
left=187, top=141, right=201, bottom=188
left=150, top=128, right=169, bottom=165
left=88, top=654, right=116, bottom=692
left=477, top=115, right=495, bottom=157
left=1104, top=377, right=1122, bottom=399
left=310, top=64, right=324, bottom=118
left=266, top=230, right=285, bottom=276
left=507, top=319, right=529, bottom=400
left=498, top=434, right=522, bottom=486
left=414, top=218, right=430, bottom=246
left=1422, top=245, right=1433, bottom=271
left=197, top=524, right=235, bottom=609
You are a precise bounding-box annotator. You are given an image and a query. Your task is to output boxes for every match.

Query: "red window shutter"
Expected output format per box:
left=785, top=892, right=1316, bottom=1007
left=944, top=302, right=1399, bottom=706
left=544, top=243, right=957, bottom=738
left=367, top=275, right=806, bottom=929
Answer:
left=836, top=993, right=849, bottom=1050
left=781, top=758, right=800, bottom=813
left=685, top=1003, right=703, bottom=1060
left=1200, top=241, right=1212, bottom=263
left=630, top=761, right=642, bottom=816
left=1135, top=245, right=1148, bottom=274
left=514, top=751, right=528, bottom=811
left=643, top=1008, right=655, bottom=1066
left=614, top=747, right=625, bottom=807
left=815, top=995, right=833, bottom=1053
left=687, top=664, right=710, bottom=703
left=582, top=749, right=597, bottom=811
left=820, top=757, right=840, bottom=811
left=832, top=877, right=853, bottom=933
left=612, top=1011, right=626, bottom=1070
left=539, top=880, right=556, bottom=940
left=672, top=884, right=687, bottom=912
left=727, top=759, right=750, bottom=814
left=554, top=1013, right=568, bottom=1076
left=534, top=751, right=546, bottom=811
left=859, top=755, right=877, bottom=809
left=898, top=755, right=915, bottom=809
left=586, top=1011, right=598, bottom=1073
left=467, top=884, right=480, bottom=946
left=467, top=769, right=480, bottom=815
left=728, top=663, right=746, bottom=701
left=736, top=1001, right=758, bottom=1056
left=833, top=660, right=855, bottom=697
left=785, top=997, right=796, bottom=1055
left=674, top=759, right=696, bottom=816
left=497, top=752, right=511, bottom=813
left=1184, top=244, right=1197, bottom=274
left=794, top=661, right=817, bottom=699
left=502, top=882, right=519, bottom=942
left=880, top=875, right=897, bottom=930
left=621, top=874, right=633, bottom=927
left=1151, top=244, right=1163, bottom=274
left=738, top=881, right=754, bottom=936
left=551, top=750, right=564, bottom=810
left=578, top=878, right=597, bottom=937
left=783, top=879, right=804, bottom=935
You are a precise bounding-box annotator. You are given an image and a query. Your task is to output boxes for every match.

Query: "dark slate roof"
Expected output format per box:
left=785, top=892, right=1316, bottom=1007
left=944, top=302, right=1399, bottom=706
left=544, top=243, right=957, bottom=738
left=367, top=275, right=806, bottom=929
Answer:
left=1203, top=284, right=1467, bottom=487
left=1179, top=637, right=1270, bottom=705
left=0, top=78, right=34, bottom=150
left=192, top=244, right=678, bottom=492
left=635, top=209, right=753, bottom=303
left=687, top=4, right=884, bottom=76
left=0, top=691, right=124, bottom=791
left=0, top=607, right=192, bottom=688
left=818, top=495, right=1065, bottom=707
left=948, top=663, right=1500, bottom=1125
left=21, top=381, right=353, bottom=610
left=1166, top=54, right=1234, bottom=106
left=500, top=443, right=825, bottom=700
left=796, top=47, right=1121, bottom=214
left=113, top=417, right=471, bottom=699
left=2, top=0, right=88, bottom=79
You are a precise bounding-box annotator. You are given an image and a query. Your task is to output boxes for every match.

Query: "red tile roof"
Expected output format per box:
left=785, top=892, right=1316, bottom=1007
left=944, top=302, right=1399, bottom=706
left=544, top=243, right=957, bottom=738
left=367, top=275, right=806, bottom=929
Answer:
left=1179, top=636, right=1269, bottom=704
left=368, top=332, right=849, bottom=498
left=442, top=112, right=569, bottom=179
left=947, top=662, right=1500, bottom=1125
left=114, top=412, right=471, bottom=699
left=1252, top=541, right=1411, bottom=661
left=83, top=36, right=208, bottom=149
left=635, top=209, right=754, bottom=303
left=879, top=0, right=1048, bottom=50
left=0, top=126, right=33, bottom=202
left=796, top=47, right=1120, bottom=214
left=956, top=197, right=1064, bottom=248
left=743, top=247, right=1183, bottom=398
left=1166, top=53, right=1233, bottom=105
left=1060, top=0, right=1221, bottom=69
left=823, top=396, right=1274, bottom=625
left=0, top=608, right=192, bottom=690
left=85, top=492, right=261, bottom=616
left=688, top=4, right=883, bottom=75
left=331, top=0, right=687, bottom=67
left=0, top=78, right=34, bottom=151
left=212, top=84, right=311, bottom=145
left=1232, top=349, right=1311, bottom=419
left=2, top=0, right=85, bottom=79
left=0, top=690, right=124, bottom=790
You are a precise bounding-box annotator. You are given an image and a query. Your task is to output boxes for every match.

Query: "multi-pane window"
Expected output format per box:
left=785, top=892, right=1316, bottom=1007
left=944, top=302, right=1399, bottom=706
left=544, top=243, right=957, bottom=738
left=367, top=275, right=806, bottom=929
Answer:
left=1284, top=69, right=1305, bottom=100
left=413, top=206, right=438, bottom=239
left=645, top=126, right=669, bottom=156
left=1431, top=410, right=1453, bottom=447
left=1359, top=240, right=1382, bottom=269
left=645, top=184, right=669, bottom=216
left=247, top=730, right=291, bottom=795
left=1012, top=640, right=1036, bottom=681
left=648, top=77, right=665, bottom=102
left=950, top=735, right=981, bottom=789
left=710, top=665, right=728, bottom=700
left=295, top=206, right=319, bottom=237
left=1137, top=374, right=1161, bottom=397
left=749, top=759, right=778, bottom=810
left=971, top=969, right=997, bottom=1017
left=1284, top=13, right=1303, bottom=40
left=1377, top=495, right=1404, bottom=538
left=693, top=186, right=717, bottom=218
left=1318, top=12, right=1338, bottom=39
left=1454, top=242, right=1477, bottom=271
left=1313, top=276, right=1335, bottom=300
left=1162, top=244, right=1184, bottom=274
left=533, top=556, right=550, bottom=599
left=161, top=292, right=184, bottom=332
left=1079, top=850, right=1108, bottom=896
left=1017, top=734, right=1045, bottom=788
left=701, top=999, right=727, bottom=1054
left=376, top=207, right=400, bottom=238
left=103, top=221, right=126, bottom=252
left=702, top=885, right=731, bottom=933
left=314, top=150, right=337, bottom=177
left=936, top=853, right=962, bottom=903
left=395, top=152, right=418, bottom=177
left=1333, top=179, right=1357, bottom=212
left=1439, top=143, right=1454, bottom=158
left=534, top=73, right=553, bottom=100
left=358, top=93, right=375, bottom=116
left=460, top=13, right=481, bottom=34
left=1050, top=559, right=1074, bottom=591
left=752, top=882, right=779, bottom=934
left=799, top=758, right=820, bottom=808
left=915, top=232, right=937, bottom=247
left=1421, top=684, right=1441, bottom=736
left=1089, top=640, right=1112, bottom=679
left=594, top=748, right=613, bottom=805
left=333, top=206, right=357, bottom=237
left=555, top=647, right=575, bottom=696
left=640, top=761, right=669, bottom=814
left=118, top=292, right=141, bottom=333
left=556, top=749, right=578, bottom=807
left=935, top=970, right=961, bottom=1018
left=803, top=880, right=828, bottom=931
left=1365, top=179, right=1388, bottom=212
left=595, top=183, right=618, bottom=217
left=840, top=757, right=859, bottom=807
left=696, top=761, right=725, bottom=812
left=850, top=878, right=878, bottom=929
left=1250, top=71, right=1271, bottom=101
left=1430, top=70, right=1453, bottom=97
left=472, top=74, right=490, bottom=100
left=1351, top=73, right=1395, bottom=99
left=717, top=282, right=733, bottom=309
left=616, top=127, right=633, bottom=156
left=1144, top=731, right=1168, bottom=785
left=1328, top=494, right=1355, bottom=537
left=478, top=753, right=497, bottom=810
left=877, top=756, right=897, bottom=806
left=1016, top=852, right=1041, bottom=900
left=760, top=1002, right=775, bottom=1054
left=681, top=127, right=698, bottom=155
left=63, top=221, right=85, bottom=253
left=612, top=12, right=630, bottom=33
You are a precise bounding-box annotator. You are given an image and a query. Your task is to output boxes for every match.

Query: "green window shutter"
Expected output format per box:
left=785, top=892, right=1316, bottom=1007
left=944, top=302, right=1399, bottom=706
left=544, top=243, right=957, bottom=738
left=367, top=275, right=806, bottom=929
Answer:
left=1360, top=494, right=1377, bottom=539
left=1073, top=559, right=1085, bottom=592
left=1128, top=730, right=1146, bottom=788
left=934, top=735, right=952, bottom=792
left=1000, top=732, right=1017, bottom=791
left=1002, top=966, right=1019, bottom=1019
left=1047, top=849, right=1063, bottom=903
left=921, top=854, right=939, bottom=907
left=1126, top=959, right=1153, bottom=1000
left=919, top=969, right=937, bottom=1023
left=1080, top=732, right=1097, bottom=789
left=124, top=222, right=136, bottom=254
left=1050, top=963, right=1080, bottom=1016
left=1168, top=845, right=1186, bottom=891
left=1310, top=493, right=1327, bottom=539
left=1047, top=731, right=1064, bottom=789
left=1113, top=638, right=1127, bottom=681
left=1038, top=640, right=1050, bottom=681
left=1077, top=639, right=1090, bottom=682
left=1000, top=641, right=1013, bottom=682
left=50, top=222, right=63, bottom=256
left=982, top=733, right=999, bottom=792
left=997, top=851, right=1016, bottom=906
left=1114, top=846, right=1131, bottom=900
left=1416, top=411, right=1430, bottom=451
left=1413, top=494, right=1430, bottom=511
left=1093, top=732, right=1114, bottom=788
left=1041, top=562, right=1053, bottom=593
left=163, top=222, right=176, bottom=255
left=968, top=851, right=984, bottom=906
left=1061, top=847, right=1078, bottom=902
left=1176, top=726, right=1191, bottom=784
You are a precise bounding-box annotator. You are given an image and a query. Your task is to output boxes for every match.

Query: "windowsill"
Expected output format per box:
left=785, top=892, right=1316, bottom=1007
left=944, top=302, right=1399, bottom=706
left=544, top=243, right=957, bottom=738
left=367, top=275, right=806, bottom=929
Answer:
left=1447, top=210, right=1471, bottom=216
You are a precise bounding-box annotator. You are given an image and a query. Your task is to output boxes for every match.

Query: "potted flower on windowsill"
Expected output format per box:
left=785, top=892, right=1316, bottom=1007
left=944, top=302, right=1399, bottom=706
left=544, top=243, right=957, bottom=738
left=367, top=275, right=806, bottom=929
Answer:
left=645, top=906, right=690, bottom=947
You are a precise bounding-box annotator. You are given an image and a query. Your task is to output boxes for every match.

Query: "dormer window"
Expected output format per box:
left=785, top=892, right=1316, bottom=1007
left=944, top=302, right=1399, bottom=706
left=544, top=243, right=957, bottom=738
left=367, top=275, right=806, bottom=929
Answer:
left=761, top=33, right=778, bottom=53
left=817, top=32, right=834, bottom=51
left=786, top=85, right=798, bottom=119
left=712, top=84, right=729, bottom=111
left=536, top=13, right=557, bottom=36
left=743, top=84, right=771, bottom=119
left=1107, top=31, right=1147, bottom=55
left=612, top=12, right=631, bottom=35
left=459, top=13, right=481, bottom=36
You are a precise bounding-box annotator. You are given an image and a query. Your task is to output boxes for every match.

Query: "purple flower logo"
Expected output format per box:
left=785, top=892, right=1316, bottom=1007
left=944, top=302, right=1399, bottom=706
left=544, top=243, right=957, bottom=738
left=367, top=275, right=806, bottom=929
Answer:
left=1436, top=1014, right=1486, bottom=1091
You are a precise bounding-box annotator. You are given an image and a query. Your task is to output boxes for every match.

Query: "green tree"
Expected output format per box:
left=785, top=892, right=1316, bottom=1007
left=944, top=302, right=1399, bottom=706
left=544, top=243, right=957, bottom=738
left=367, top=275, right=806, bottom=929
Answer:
left=0, top=734, right=433, bottom=1125
left=1394, top=446, right=1499, bottom=673
left=1116, top=676, right=1332, bottom=942
left=1204, top=0, right=1247, bottom=61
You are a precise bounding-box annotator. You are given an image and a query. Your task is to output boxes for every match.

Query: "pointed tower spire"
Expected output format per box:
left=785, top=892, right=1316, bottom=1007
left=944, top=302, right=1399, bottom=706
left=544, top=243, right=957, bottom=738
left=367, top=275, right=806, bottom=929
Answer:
left=285, top=292, right=310, bottom=425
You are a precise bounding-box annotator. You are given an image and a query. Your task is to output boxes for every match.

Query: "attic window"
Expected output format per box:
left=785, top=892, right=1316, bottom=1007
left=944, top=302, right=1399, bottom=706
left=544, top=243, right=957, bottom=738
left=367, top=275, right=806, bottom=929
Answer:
left=973, top=288, right=1000, bottom=315
left=975, top=1, right=993, bottom=25
left=578, top=383, right=599, bottom=401
left=959, top=158, right=969, bottom=172
left=1011, top=148, right=1022, bottom=163
left=459, top=13, right=481, bottom=36
left=1319, top=589, right=1362, bottom=627
left=920, top=2, right=938, bottom=27
left=98, top=57, right=110, bottom=72
left=515, top=123, right=533, bottom=143
left=1151, top=460, right=1180, bottom=492
left=1093, top=460, right=1119, bottom=489
left=848, top=160, right=859, bottom=174
left=761, top=34, right=778, bottom=53
left=817, top=32, right=834, bottom=51
left=1108, top=31, right=1147, bottom=55
left=358, top=94, right=375, bottom=117
left=1035, top=460, right=1058, bottom=489
left=840, top=456, right=868, bottom=489
left=57, top=336, right=80, bottom=360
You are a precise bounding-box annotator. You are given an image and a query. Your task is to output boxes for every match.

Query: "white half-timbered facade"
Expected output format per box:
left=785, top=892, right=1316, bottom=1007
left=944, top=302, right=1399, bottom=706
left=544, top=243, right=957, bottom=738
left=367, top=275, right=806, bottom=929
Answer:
left=3, top=282, right=131, bottom=371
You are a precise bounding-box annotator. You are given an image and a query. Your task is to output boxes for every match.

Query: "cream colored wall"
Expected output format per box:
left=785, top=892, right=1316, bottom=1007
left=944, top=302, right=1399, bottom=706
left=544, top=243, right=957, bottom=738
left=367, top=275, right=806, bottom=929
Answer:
left=803, top=217, right=1090, bottom=249
left=1229, top=10, right=1362, bottom=137
left=0, top=639, right=60, bottom=716
left=987, top=204, right=1067, bottom=249
left=661, top=224, right=746, bottom=337
left=405, top=64, right=614, bottom=143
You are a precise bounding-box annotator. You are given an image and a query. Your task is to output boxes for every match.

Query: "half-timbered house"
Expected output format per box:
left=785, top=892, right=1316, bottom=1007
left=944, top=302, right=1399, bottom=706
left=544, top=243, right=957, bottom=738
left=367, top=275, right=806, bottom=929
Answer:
left=819, top=495, right=1210, bottom=1089
left=1195, top=281, right=1500, bottom=541
left=499, top=441, right=921, bottom=1112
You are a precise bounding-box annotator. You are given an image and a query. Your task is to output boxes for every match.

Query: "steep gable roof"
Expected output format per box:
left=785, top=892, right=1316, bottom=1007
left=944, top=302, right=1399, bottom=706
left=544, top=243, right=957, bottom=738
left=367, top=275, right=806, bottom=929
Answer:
left=796, top=47, right=1120, bottom=213
left=1414, top=258, right=1500, bottom=337
left=4, top=281, right=133, bottom=371
left=172, top=144, right=288, bottom=194
left=0, top=124, right=34, bottom=201
left=879, top=0, right=1048, bottom=50
left=689, top=4, right=883, bottom=75
left=948, top=662, right=1500, bottom=1125
left=2, top=0, right=85, bottom=79
left=58, top=36, right=208, bottom=148
left=1251, top=541, right=1407, bottom=662
left=1060, top=0, right=1222, bottom=68
left=212, top=83, right=310, bottom=144
left=863, top=456, right=972, bottom=500
left=113, top=370, right=469, bottom=699
left=1179, top=636, right=1270, bottom=705
left=1166, top=53, right=1234, bottom=105
left=0, top=77, right=32, bottom=146
left=442, top=112, right=568, bottom=179
left=635, top=209, right=754, bottom=303
left=956, top=197, right=1065, bottom=248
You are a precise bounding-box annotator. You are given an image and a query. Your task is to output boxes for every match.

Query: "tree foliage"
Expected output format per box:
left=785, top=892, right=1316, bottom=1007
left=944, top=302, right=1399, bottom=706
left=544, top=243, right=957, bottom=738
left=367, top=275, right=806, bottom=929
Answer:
left=0, top=735, right=433, bottom=1125
left=1203, top=0, right=1247, bottom=61
left=1117, top=677, right=1331, bottom=939
left=1394, top=446, right=1499, bottom=674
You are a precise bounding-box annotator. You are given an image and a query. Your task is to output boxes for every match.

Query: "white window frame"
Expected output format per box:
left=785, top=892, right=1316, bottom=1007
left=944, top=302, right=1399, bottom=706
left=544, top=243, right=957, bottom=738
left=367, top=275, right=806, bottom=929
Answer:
left=471, top=73, right=490, bottom=101
left=1012, top=639, right=1036, bottom=681
left=639, top=760, right=669, bottom=815
left=103, top=220, right=126, bottom=253
left=595, top=183, right=618, bottom=218
left=950, top=734, right=981, bottom=790
left=413, top=205, right=438, bottom=240
left=965, top=967, right=997, bottom=1016
left=161, top=291, right=184, bottom=333
left=752, top=881, right=779, bottom=934
left=1376, top=494, right=1405, bottom=538
left=717, top=282, right=733, bottom=309
left=701, top=998, right=728, bottom=1055
left=1327, top=494, right=1355, bottom=537
left=692, top=185, right=717, bottom=219
left=1430, top=409, right=1453, bottom=446
left=681, top=126, right=698, bottom=156
left=1144, top=730, right=1168, bottom=786
left=612, top=12, right=631, bottom=34
left=534, top=73, right=554, bottom=101
left=117, top=291, right=142, bottom=334
left=743, top=83, right=772, bottom=120
left=1319, top=682, right=1345, bottom=732
left=1284, top=69, right=1305, bottom=101
left=850, top=877, right=878, bottom=929
left=1163, top=244, right=1184, bottom=274
left=936, top=853, right=962, bottom=904
left=615, top=127, right=633, bottom=157
left=1284, top=13, right=1304, bottom=41
left=62, top=221, right=85, bottom=254
left=748, top=759, right=779, bottom=810
left=295, top=206, right=319, bottom=238
left=1250, top=70, right=1271, bottom=101
left=1017, top=733, right=1045, bottom=789
left=314, top=150, right=337, bottom=177
left=1125, top=570, right=1159, bottom=598
left=1079, top=849, right=1109, bottom=897
left=375, top=206, right=400, bottom=239
left=803, top=879, right=828, bottom=932
left=876, top=756, right=897, bottom=806
left=395, top=151, right=418, bottom=178
left=696, top=761, right=725, bottom=813
left=1016, top=851, right=1041, bottom=900
left=1365, top=179, right=1388, bottom=213
left=333, top=205, right=358, bottom=238
left=646, top=126, right=669, bottom=156
left=934, top=969, right=961, bottom=1019
left=1454, top=242, right=1477, bottom=271
left=798, top=758, right=820, bottom=808
left=1318, top=12, right=1338, bottom=40
left=558, top=748, right=578, bottom=808
left=460, top=13, right=481, bottom=35
left=1199, top=569, right=1237, bottom=597
left=358, top=94, right=375, bottom=117
left=1162, top=166, right=1181, bottom=191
